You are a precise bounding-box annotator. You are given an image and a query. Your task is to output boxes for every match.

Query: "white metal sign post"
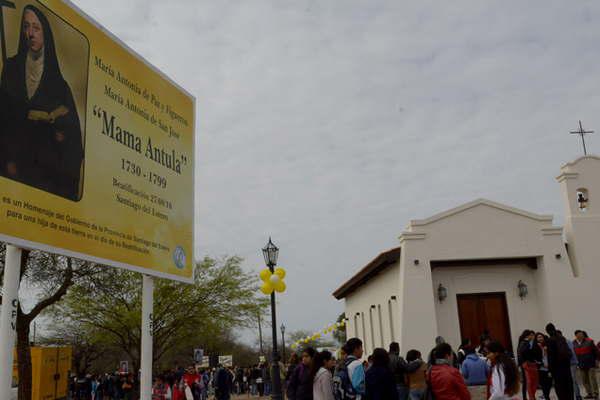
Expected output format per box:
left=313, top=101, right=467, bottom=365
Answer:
left=0, top=245, right=22, bottom=399
left=140, top=275, right=154, bottom=400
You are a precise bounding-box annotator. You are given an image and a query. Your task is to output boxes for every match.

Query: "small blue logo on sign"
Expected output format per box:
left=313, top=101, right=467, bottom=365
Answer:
left=173, top=246, right=186, bottom=269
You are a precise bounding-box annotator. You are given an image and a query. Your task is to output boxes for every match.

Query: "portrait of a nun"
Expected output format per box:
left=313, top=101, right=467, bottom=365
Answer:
left=0, top=4, right=84, bottom=201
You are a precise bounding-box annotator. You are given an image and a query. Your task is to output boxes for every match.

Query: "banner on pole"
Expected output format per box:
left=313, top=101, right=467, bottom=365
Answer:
left=193, top=348, right=204, bottom=363
left=218, top=355, right=233, bottom=367
left=119, top=361, right=128, bottom=374
left=0, top=0, right=196, bottom=282
left=198, top=356, right=209, bottom=369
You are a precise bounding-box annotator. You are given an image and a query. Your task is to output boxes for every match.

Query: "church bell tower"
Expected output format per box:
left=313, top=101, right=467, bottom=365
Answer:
left=557, top=155, right=600, bottom=277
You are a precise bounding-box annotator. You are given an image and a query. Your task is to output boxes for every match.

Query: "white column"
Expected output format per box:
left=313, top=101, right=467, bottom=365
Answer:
left=0, top=245, right=22, bottom=398
left=140, top=275, right=154, bottom=400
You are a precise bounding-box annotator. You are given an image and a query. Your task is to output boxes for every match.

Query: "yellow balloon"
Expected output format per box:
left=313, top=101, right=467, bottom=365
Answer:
left=274, top=280, right=286, bottom=293
left=260, top=282, right=274, bottom=295
left=275, top=267, right=286, bottom=280
left=260, top=268, right=272, bottom=282
left=291, top=343, right=297, bottom=350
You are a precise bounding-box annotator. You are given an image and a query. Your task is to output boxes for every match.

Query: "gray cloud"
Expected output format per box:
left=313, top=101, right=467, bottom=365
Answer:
left=72, top=0, right=599, bottom=341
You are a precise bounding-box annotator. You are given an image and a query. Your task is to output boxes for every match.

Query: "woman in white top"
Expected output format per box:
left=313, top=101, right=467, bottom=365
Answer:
left=486, top=341, right=520, bottom=400
left=311, top=350, right=336, bottom=400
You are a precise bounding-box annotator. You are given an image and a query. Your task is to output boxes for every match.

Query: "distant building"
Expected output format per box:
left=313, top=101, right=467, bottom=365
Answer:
left=333, top=155, right=600, bottom=356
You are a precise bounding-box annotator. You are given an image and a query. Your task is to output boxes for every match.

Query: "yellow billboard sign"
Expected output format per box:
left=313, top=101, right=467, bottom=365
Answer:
left=0, top=0, right=195, bottom=282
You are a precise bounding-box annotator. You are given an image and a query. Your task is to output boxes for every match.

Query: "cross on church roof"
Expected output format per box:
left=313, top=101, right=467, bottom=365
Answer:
left=570, top=120, right=594, bottom=156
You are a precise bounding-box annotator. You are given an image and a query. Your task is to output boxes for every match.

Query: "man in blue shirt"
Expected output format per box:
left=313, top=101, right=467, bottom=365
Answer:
left=461, top=346, right=489, bottom=399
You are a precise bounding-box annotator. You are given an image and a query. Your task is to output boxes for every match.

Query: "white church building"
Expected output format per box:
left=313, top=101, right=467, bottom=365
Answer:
left=333, top=155, right=600, bottom=357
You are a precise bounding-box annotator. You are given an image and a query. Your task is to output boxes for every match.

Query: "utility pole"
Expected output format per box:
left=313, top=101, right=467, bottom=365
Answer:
left=258, top=312, right=264, bottom=355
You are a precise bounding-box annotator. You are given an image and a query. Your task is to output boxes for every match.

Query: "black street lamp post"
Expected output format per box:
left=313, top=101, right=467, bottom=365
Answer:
left=280, top=324, right=286, bottom=364
left=263, top=238, right=283, bottom=400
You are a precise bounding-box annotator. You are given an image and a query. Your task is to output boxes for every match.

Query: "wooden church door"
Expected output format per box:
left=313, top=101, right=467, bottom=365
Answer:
left=457, top=292, right=513, bottom=353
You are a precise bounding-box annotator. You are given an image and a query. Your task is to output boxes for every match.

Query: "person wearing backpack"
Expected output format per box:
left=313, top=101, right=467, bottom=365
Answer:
left=405, top=350, right=427, bottom=400
left=288, top=347, right=317, bottom=400
left=546, top=323, right=575, bottom=400
left=333, top=338, right=366, bottom=400
left=389, top=342, right=421, bottom=400
left=460, top=345, right=489, bottom=399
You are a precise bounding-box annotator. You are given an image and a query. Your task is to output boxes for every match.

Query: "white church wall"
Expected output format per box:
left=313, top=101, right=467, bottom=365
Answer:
left=408, top=202, right=556, bottom=261
left=398, top=200, right=566, bottom=354
left=397, top=235, right=439, bottom=355
left=339, top=156, right=600, bottom=357
left=551, top=156, right=600, bottom=339
left=431, top=263, right=544, bottom=352
left=344, top=261, right=400, bottom=358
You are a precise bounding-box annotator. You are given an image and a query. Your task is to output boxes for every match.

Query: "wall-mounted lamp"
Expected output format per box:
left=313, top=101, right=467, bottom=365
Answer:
left=555, top=254, right=562, bottom=260
left=390, top=296, right=397, bottom=300
left=518, top=280, right=528, bottom=300
left=437, top=284, right=448, bottom=302
left=414, top=259, right=420, bottom=266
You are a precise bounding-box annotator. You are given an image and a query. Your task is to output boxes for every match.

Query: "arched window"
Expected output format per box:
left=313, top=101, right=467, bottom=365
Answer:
left=577, top=188, right=589, bottom=211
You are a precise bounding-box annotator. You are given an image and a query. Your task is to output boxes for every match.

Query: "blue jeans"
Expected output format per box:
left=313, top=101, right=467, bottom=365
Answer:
left=397, top=384, right=409, bottom=400
left=409, top=389, right=425, bottom=400
left=572, top=365, right=582, bottom=399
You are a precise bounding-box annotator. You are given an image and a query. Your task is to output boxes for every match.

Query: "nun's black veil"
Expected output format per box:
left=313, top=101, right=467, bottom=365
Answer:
left=16, top=5, right=63, bottom=84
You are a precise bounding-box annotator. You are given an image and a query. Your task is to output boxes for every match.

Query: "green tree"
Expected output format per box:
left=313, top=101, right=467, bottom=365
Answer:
left=0, top=243, right=99, bottom=400
left=333, top=313, right=347, bottom=345
left=50, top=256, right=267, bottom=372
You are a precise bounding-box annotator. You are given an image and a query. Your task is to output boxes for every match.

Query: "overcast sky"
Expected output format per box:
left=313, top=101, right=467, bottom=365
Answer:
left=72, top=0, right=599, bottom=343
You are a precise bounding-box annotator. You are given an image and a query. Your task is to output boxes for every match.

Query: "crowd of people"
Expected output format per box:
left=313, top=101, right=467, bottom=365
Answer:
left=284, top=322, right=599, bottom=400
left=70, top=365, right=232, bottom=400
left=69, top=321, right=600, bottom=400
left=518, top=326, right=600, bottom=400
left=70, top=361, right=288, bottom=400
